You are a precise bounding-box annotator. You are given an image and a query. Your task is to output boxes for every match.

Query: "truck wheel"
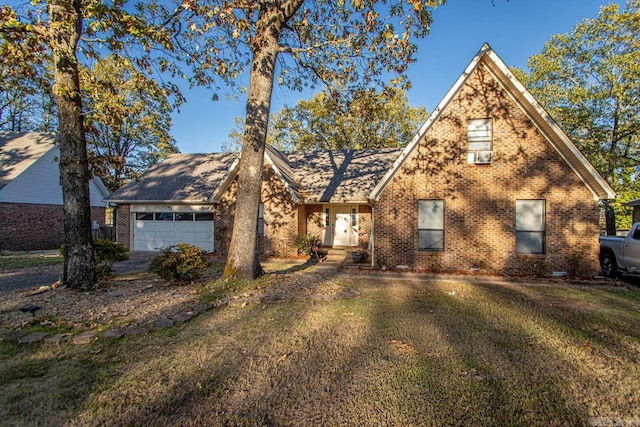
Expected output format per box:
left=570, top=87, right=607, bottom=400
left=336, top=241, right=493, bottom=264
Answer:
left=600, top=253, right=618, bottom=278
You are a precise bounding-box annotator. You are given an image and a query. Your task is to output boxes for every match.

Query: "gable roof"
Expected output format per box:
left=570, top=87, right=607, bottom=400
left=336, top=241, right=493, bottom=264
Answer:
left=278, top=147, right=401, bottom=203
left=0, top=132, right=57, bottom=190
left=369, top=43, right=616, bottom=202
left=0, top=132, right=110, bottom=205
left=106, top=146, right=401, bottom=205
left=106, top=152, right=239, bottom=203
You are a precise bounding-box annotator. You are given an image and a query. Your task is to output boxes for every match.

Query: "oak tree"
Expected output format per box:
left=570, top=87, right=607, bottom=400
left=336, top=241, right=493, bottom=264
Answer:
left=271, top=86, right=428, bottom=150
left=159, top=0, right=444, bottom=280
left=520, top=0, right=640, bottom=233
left=82, top=56, right=181, bottom=191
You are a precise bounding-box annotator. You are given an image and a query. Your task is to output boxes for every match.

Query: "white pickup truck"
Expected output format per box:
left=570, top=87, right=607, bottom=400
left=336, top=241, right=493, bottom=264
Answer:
left=599, top=222, right=640, bottom=277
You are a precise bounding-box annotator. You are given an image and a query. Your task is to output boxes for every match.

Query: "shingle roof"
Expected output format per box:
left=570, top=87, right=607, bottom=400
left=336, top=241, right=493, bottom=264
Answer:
left=0, top=132, right=56, bottom=190
left=106, top=152, right=239, bottom=203
left=280, top=147, right=402, bottom=203
left=106, top=146, right=401, bottom=205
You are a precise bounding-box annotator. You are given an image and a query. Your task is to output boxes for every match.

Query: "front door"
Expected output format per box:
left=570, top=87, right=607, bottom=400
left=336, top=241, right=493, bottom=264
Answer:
left=326, top=205, right=358, bottom=247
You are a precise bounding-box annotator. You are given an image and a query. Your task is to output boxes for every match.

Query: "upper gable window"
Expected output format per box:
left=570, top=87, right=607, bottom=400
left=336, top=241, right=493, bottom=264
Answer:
left=467, top=118, right=493, bottom=164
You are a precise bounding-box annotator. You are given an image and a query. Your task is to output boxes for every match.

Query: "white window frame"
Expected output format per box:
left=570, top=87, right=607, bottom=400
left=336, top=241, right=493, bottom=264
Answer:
left=468, top=118, right=493, bottom=163
left=418, top=199, right=444, bottom=251
left=516, top=200, right=546, bottom=254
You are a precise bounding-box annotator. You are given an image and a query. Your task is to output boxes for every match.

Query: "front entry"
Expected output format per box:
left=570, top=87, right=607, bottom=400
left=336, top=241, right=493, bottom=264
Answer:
left=323, top=205, right=358, bottom=247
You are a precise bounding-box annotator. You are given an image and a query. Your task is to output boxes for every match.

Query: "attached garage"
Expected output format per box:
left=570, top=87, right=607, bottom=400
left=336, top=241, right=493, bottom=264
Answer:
left=105, top=152, right=239, bottom=253
left=130, top=205, right=214, bottom=251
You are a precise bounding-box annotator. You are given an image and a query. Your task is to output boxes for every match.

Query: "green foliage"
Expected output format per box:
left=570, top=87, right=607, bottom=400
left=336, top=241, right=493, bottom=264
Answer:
left=82, top=55, right=181, bottom=191
left=521, top=1, right=640, bottom=230
left=224, top=87, right=428, bottom=152
left=272, top=87, right=428, bottom=150
left=93, top=239, right=129, bottom=265
left=294, top=234, right=322, bottom=255
left=148, top=243, right=209, bottom=282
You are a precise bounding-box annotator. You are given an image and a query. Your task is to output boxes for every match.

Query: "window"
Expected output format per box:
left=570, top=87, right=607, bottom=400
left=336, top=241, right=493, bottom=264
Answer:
left=257, top=203, right=264, bottom=235
left=136, top=212, right=154, bottom=221
left=516, top=200, right=545, bottom=254
left=418, top=200, right=444, bottom=251
left=468, top=118, right=493, bottom=163
left=175, top=213, right=194, bottom=221
left=195, top=212, right=214, bottom=221
left=325, top=208, right=330, bottom=228
left=155, top=212, right=174, bottom=221
left=351, top=208, right=357, bottom=227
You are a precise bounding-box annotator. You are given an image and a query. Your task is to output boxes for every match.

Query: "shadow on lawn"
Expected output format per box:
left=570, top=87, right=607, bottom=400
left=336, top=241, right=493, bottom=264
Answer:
left=4, top=277, right=640, bottom=425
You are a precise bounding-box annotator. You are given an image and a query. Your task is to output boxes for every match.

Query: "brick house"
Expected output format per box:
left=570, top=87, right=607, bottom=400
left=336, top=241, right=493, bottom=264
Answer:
left=0, top=132, right=110, bottom=251
left=106, top=44, right=615, bottom=275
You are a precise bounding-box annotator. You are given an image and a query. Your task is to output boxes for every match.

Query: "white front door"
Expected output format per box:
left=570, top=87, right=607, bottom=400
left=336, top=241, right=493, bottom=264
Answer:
left=326, top=205, right=358, bottom=247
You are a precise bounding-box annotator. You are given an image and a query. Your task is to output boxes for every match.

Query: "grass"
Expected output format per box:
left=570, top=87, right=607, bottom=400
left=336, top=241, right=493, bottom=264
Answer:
left=1, top=276, right=639, bottom=426
left=0, top=254, right=63, bottom=270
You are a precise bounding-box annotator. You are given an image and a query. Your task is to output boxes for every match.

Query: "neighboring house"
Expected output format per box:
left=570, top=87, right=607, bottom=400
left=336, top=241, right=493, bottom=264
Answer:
left=106, top=44, right=615, bottom=276
left=0, top=132, right=110, bottom=251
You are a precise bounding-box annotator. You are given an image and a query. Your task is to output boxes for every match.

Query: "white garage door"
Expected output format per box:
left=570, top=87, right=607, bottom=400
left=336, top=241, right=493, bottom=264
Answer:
left=133, top=212, right=214, bottom=252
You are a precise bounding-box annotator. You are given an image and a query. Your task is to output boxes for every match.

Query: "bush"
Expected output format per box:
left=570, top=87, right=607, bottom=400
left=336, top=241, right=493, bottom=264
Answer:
left=294, top=234, right=322, bottom=255
left=148, top=243, right=209, bottom=281
left=94, top=239, right=129, bottom=265
left=60, top=240, right=129, bottom=280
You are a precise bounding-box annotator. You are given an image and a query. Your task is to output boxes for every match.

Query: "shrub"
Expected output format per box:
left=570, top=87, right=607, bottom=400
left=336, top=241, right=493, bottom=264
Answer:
left=148, top=243, right=209, bottom=281
left=60, top=240, right=129, bottom=280
left=294, top=234, right=322, bottom=255
left=94, top=239, right=129, bottom=265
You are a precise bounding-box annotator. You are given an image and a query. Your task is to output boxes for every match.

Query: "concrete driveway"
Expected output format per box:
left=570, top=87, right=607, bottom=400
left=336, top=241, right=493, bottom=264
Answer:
left=0, top=252, right=156, bottom=293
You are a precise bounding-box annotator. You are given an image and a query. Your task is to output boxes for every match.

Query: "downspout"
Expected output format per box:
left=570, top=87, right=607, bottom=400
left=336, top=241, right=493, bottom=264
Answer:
left=369, top=202, right=375, bottom=268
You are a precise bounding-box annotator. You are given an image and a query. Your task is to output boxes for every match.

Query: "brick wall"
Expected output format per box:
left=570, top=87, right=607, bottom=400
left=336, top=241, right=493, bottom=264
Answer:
left=115, top=205, right=130, bottom=248
left=374, top=64, right=601, bottom=276
left=305, top=204, right=325, bottom=245
left=0, top=202, right=106, bottom=251
left=358, top=204, right=372, bottom=250
left=217, top=166, right=300, bottom=258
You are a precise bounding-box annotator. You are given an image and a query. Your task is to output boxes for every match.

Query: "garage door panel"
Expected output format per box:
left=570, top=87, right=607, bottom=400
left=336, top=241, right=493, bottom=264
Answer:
left=194, top=241, right=214, bottom=251
left=175, top=232, right=196, bottom=243
left=194, top=222, right=213, bottom=233
left=175, top=222, right=196, bottom=233
left=132, top=210, right=214, bottom=252
left=134, top=238, right=157, bottom=251
left=155, top=222, right=174, bottom=232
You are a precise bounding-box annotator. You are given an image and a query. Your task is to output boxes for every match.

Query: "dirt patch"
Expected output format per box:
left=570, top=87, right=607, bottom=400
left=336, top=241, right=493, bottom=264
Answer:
left=0, top=269, right=357, bottom=331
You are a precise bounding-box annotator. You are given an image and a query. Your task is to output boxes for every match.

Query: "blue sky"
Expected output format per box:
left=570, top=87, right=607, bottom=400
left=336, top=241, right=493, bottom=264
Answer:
left=171, top=0, right=623, bottom=153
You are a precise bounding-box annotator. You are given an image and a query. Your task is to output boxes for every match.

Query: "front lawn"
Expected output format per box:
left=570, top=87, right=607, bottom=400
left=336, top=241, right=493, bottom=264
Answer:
left=1, top=275, right=639, bottom=426
left=0, top=253, right=63, bottom=270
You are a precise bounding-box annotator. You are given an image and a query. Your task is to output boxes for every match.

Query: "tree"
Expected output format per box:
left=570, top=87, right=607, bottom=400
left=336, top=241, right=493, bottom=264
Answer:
left=271, top=86, right=428, bottom=150
left=1, top=1, right=180, bottom=289
left=82, top=56, right=181, bottom=191
left=520, top=0, right=640, bottom=234
left=0, top=9, right=56, bottom=132
left=166, top=0, right=444, bottom=280
left=3, top=0, right=445, bottom=283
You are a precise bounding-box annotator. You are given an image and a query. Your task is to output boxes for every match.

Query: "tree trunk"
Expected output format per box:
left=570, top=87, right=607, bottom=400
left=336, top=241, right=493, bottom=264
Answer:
left=222, top=5, right=288, bottom=281
left=605, top=201, right=617, bottom=236
left=49, top=0, right=96, bottom=290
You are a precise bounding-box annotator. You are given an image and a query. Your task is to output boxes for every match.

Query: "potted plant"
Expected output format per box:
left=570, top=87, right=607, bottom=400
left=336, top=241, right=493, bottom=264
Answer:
left=351, top=250, right=368, bottom=263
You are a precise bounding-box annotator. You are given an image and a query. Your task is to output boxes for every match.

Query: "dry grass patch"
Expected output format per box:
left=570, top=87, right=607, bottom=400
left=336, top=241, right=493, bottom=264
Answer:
left=1, top=275, right=639, bottom=426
